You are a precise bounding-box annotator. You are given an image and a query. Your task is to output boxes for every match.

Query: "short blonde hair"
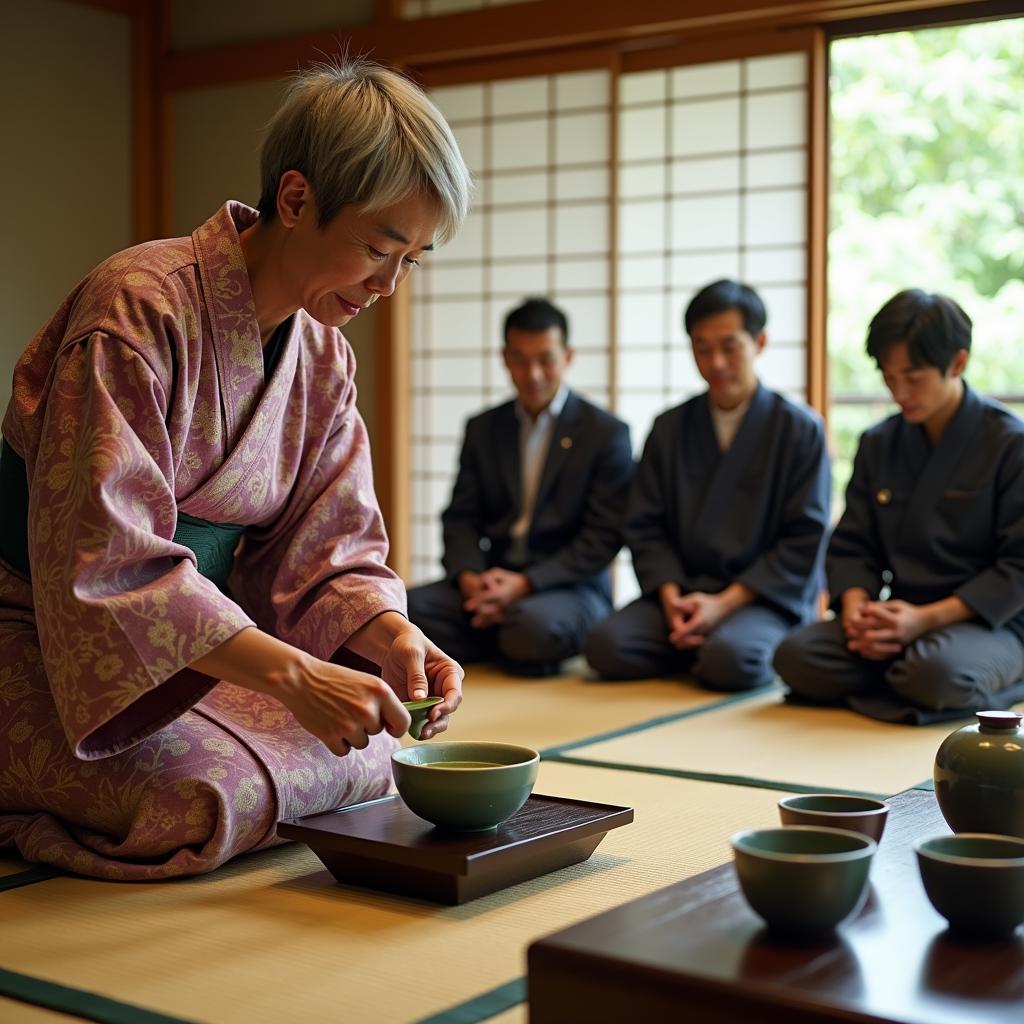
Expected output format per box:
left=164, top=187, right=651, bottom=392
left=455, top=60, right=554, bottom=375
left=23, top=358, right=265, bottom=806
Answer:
left=257, top=56, right=470, bottom=244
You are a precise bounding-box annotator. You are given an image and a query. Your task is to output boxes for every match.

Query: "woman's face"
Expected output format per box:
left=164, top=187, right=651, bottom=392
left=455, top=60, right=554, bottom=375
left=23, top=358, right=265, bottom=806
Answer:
left=282, top=184, right=440, bottom=329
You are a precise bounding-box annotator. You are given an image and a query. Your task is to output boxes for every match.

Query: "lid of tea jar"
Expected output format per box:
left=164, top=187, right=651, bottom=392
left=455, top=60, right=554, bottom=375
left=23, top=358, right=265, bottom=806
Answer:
left=976, top=710, right=1023, bottom=731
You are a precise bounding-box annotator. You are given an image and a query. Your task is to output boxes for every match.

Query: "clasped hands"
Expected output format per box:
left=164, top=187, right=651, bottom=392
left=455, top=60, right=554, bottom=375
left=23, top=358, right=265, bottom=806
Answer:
left=458, top=568, right=531, bottom=628
left=841, top=589, right=929, bottom=660
left=658, top=582, right=730, bottom=649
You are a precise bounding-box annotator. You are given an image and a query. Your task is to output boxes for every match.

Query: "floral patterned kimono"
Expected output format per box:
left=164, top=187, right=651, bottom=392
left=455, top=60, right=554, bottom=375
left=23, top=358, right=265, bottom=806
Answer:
left=0, top=202, right=405, bottom=879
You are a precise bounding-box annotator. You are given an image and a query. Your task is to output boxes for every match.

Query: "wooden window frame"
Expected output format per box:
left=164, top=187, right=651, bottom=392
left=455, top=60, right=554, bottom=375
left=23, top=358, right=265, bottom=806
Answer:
left=103, top=0, right=1017, bottom=574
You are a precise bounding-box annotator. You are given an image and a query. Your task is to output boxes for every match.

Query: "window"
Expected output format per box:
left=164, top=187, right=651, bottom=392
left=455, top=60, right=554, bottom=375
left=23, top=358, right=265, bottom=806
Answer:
left=828, top=17, right=1024, bottom=508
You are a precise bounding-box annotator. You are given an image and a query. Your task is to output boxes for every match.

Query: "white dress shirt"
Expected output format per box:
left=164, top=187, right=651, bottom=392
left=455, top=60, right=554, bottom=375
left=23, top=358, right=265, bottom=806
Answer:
left=507, top=386, right=570, bottom=564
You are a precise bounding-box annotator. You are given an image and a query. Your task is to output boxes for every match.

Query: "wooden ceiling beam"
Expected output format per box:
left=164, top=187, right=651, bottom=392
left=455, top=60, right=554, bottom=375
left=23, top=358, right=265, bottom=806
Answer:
left=161, top=0, right=999, bottom=91
left=63, top=0, right=142, bottom=15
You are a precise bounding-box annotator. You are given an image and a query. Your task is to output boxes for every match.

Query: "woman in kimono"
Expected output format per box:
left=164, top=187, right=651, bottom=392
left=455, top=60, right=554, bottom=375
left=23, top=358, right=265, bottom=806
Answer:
left=775, top=290, right=1024, bottom=724
left=0, top=58, right=471, bottom=878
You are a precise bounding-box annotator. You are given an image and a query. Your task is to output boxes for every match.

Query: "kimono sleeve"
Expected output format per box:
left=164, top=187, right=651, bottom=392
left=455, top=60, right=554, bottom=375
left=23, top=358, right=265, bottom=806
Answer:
left=30, top=334, right=254, bottom=760
left=736, top=415, right=831, bottom=619
left=826, top=433, right=885, bottom=605
left=955, top=434, right=1024, bottom=629
left=230, top=348, right=406, bottom=664
left=625, top=415, right=688, bottom=597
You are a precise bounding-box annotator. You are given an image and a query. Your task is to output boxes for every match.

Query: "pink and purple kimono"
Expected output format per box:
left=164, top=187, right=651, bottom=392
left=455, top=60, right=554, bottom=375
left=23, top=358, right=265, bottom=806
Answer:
left=0, top=202, right=405, bottom=879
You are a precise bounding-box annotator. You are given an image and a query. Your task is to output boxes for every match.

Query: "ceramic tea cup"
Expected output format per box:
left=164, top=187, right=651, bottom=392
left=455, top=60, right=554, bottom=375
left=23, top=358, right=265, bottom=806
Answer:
left=915, top=833, right=1024, bottom=938
left=391, top=741, right=539, bottom=831
left=778, top=794, right=889, bottom=842
left=402, top=695, right=445, bottom=740
left=731, top=826, right=876, bottom=934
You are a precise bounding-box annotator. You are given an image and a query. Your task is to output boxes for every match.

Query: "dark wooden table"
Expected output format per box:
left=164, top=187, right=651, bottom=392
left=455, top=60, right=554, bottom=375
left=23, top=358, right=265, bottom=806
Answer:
left=528, top=789, right=1024, bottom=1023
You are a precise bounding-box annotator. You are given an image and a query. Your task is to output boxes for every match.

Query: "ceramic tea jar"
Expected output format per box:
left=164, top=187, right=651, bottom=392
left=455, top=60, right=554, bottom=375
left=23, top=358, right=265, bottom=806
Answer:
left=933, top=710, right=1024, bottom=838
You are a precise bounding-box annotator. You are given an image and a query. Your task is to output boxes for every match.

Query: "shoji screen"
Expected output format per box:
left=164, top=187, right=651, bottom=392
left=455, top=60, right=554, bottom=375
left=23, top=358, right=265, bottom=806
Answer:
left=616, top=53, right=810, bottom=453
left=408, top=69, right=613, bottom=586
left=611, top=51, right=810, bottom=604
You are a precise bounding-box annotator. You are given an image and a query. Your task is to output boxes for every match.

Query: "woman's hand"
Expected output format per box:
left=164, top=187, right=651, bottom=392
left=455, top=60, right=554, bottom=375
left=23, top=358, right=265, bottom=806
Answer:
left=271, top=655, right=411, bottom=756
left=379, top=625, right=464, bottom=741
left=191, top=627, right=411, bottom=757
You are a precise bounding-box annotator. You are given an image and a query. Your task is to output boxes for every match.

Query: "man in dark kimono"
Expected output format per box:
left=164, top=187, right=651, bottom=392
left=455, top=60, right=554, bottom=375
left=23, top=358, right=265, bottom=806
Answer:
left=586, top=280, right=830, bottom=691
left=406, top=298, right=633, bottom=676
left=775, top=289, right=1024, bottom=723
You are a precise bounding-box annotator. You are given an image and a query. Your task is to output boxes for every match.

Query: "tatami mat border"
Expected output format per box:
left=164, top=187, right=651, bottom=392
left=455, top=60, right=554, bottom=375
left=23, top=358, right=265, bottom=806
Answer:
left=412, top=978, right=527, bottom=1024
left=544, top=753, right=890, bottom=800
left=0, top=968, right=195, bottom=1024
left=0, top=867, right=62, bottom=894
left=538, top=684, right=781, bottom=758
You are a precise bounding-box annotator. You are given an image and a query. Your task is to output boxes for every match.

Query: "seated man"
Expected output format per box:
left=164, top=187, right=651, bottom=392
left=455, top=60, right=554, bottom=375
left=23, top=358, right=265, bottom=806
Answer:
left=775, top=289, right=1024, bottom=724
left=407, top=298, right=633, bottom=676
left=586, top=280, right=830, bottom=691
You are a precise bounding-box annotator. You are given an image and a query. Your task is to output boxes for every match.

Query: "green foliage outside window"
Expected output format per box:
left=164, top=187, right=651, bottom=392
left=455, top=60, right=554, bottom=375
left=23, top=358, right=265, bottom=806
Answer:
left=828, top=18, right=1024, bottom=510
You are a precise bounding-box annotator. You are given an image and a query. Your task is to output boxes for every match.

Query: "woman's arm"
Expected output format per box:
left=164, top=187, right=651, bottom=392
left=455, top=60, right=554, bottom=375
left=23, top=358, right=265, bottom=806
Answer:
left=192, top=626, right=410, bottom=756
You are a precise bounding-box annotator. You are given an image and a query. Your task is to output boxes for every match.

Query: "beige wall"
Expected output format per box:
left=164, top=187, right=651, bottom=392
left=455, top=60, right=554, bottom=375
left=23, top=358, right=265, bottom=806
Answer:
left=0, top=0, right=132, bottom=421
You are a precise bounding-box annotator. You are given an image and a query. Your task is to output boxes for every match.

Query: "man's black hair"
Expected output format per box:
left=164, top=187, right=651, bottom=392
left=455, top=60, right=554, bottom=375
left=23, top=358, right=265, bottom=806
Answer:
left=683, top=279, right=767, bottom=337
left=865, top=289, right=972, bottom=371
left=503, top=297, right=569, bottom=347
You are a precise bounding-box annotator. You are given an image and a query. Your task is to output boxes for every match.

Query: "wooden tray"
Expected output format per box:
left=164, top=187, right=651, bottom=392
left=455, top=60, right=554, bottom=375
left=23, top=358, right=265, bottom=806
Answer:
left=278, top=793, right=633, bottom=905
left=528, top=789, right=1024, bottom=1024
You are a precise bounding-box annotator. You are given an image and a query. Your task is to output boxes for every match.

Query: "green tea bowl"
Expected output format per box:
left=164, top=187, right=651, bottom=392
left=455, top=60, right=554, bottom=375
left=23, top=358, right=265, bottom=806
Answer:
left=732, top=826, right=877, bottom=935
left=402, top=696, right=445, bottom=740
left=778, top=794, right=889, bottom=842
left=391, top=741, right=540, bottom=832
left=915, top=833, right=1024, bottom=938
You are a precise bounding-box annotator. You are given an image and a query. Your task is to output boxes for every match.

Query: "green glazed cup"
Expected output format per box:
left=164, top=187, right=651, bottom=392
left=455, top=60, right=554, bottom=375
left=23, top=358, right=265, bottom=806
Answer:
left=732, top=826, right=876, bottom=935
left=391, top=741, right=539, bottom=831
left=778, top=794, right=889, bottom=842
left=915, top=833, right=1024, bottom=938
left=402, top=696, right=445, bottom=741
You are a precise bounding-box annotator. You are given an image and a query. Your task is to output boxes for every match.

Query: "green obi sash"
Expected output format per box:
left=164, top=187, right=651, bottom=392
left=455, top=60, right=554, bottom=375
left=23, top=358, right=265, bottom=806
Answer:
left=0, top=438, right=244, bottom=594
left=170, top=513, right=245, bottom=594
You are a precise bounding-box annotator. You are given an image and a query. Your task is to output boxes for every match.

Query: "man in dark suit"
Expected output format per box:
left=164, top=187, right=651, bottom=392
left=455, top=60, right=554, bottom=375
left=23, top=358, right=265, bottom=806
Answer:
left=586, top=280, right=831, bottom=691
left=407, top=297, right=633, bottom=676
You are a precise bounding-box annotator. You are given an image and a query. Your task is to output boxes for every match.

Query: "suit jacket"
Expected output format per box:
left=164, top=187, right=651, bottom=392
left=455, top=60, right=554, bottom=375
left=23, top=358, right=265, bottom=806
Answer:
left=828, top=383, right=1024, bottom=642
left=441, top=391, right=633, bottom=596
left=627, top=383, right=830, bottom=622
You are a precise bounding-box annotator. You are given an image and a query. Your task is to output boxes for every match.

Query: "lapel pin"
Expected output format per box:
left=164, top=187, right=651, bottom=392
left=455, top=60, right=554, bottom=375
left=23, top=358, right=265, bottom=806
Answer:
left=876, top=488, right=892, bottom=505
left=560, top=436, right=572, bottom=450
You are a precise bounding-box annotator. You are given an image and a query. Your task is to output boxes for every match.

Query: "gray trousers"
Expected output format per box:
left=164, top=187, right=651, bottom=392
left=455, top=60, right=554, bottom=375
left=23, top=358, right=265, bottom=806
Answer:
left=774, top=618, right=1024, bottom=724
left=584, top=596, right=792, bottom=691
left=406, top=578, right=611, bottom=675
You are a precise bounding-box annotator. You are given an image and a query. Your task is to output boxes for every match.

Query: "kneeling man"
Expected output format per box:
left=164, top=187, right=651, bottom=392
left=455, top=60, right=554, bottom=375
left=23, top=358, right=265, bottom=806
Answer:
left=407, top=298, right=633, bottom=676
left=775, top=289, right=1024, bottom=723
left=586, top=280, right=830, bottom=690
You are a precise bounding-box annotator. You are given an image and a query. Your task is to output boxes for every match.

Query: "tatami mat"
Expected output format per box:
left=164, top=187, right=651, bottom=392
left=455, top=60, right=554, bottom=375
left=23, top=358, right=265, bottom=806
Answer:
left=551, top=689, right=969, bottom=796
left=446, top=659, right=726, bottom=752
left=0, top=996, right=82, bottom=1023
left=0, top=763, right=783, bottom=1024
